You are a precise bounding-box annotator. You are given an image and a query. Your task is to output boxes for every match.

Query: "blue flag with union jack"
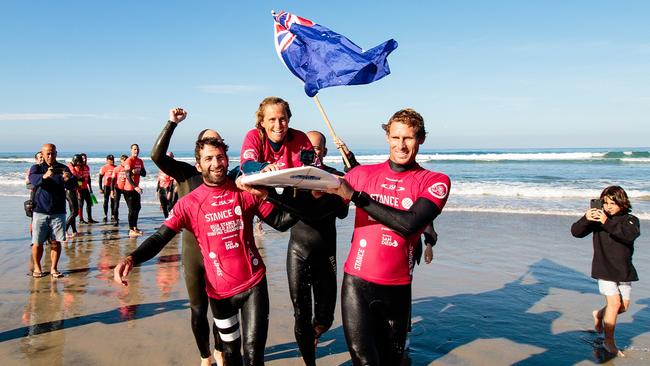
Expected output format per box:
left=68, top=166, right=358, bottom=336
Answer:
left=273, top=11, right=398, bottom=97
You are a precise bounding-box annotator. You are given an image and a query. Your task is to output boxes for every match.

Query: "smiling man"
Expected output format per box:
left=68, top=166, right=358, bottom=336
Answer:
left=327, top=108, right=451, bottom=365
left=114, top=137, right=297, bottom=366
left=239, top=96, right=315, bottom=174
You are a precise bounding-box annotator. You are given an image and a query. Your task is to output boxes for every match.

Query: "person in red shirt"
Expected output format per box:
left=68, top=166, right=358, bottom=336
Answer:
left=326, top=108, right=451, bottom=365
left=65, top=154, right=83, bottom=238
left=110, top=155, right=128, bottom=226
left=123, top=144, right=147, bottom=237
left=98, top=154, right=117, bottom=223
left=77, top=153, right=98, bottom=224
left=114, top=137, right=297, bottom=366
left=156, top=152, right=175, bottom=218
left=239, top=96, right=315, bottom=174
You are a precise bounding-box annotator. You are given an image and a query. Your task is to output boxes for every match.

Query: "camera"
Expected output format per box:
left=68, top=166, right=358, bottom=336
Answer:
left=299, top=149, right=316, bottom=166
left=590, top=198, right=603, bottom=209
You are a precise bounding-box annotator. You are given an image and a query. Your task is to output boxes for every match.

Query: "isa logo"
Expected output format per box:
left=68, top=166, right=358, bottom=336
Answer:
left=428, top=182, right=448, bottom=199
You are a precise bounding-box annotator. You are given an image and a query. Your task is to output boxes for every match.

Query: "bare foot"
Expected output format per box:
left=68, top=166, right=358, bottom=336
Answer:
left=213, top=350, right=224, bottom=366
left=592, top=310, right=603, bottom=333
left=603, top=340, right=624, bottom=357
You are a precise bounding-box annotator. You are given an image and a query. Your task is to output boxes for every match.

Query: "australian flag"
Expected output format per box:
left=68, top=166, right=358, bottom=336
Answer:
left=273, top=10, right=398, bottom=97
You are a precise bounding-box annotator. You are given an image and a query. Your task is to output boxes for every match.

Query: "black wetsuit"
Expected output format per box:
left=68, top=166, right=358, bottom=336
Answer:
left=284, top=168, right=348, bottom=366
left=65, top=188, right=78, bottom=234
left=343, top=160, right=443, bottom=366
left=151, top=121, right=218, bottom=358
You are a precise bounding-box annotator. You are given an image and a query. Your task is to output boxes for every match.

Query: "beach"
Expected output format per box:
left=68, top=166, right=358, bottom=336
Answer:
left=0, top=195, right=648, bottom=365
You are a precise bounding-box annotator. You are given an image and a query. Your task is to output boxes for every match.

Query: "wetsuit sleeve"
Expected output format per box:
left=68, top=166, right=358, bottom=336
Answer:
left=351, top=192, right=441, bottom=237
left=62, top=165, right=78, bottom=190
left=423, top=223, right=438, bottom=247
left=98, top=173, right=104, bottom=191
left=260, top=206, right=298, bottom=232
left=343, top=151, right=360, bottom=173
left=265, top=189, right=348, bottom=221
left=150, top=120, right=197, bottom=181
left=570, top=216, right=596, bottom=238
left=601, top=214, right=640, bottom=246
left=129, top=225, right=178, bottom=264
left=140, top=165, right=146, bottom=177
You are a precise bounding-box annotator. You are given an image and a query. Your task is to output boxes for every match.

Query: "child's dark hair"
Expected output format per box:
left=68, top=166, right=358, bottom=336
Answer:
left=600, top=185, right=632, bottom=213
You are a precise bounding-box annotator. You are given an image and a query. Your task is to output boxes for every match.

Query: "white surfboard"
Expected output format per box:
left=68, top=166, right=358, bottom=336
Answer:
left=239, top=166, right=341, bottom=190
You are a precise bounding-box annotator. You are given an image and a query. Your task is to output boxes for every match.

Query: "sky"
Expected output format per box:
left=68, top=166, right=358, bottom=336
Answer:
left=2, top=0, right=649, bottom=153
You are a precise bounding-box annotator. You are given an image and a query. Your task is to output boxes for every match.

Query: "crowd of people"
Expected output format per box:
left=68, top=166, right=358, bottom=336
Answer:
left=27, top=96, right=639, bottom=364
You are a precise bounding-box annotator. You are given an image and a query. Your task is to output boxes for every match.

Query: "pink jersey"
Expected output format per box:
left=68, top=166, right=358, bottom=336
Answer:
left=123, top=156, right=144, bottom=191
left=344, top=161, right=450, bottom=285
left=157, top=171, right=173, bottom=189
left=163, top=180, right=274, bottom=299
left=240, top=128, right=314, bottom=169
left=78, top=165, right=90, bottom=190
left=112, top=165, right=127, bottom=190
left=99, top=163, right=116, bottom=188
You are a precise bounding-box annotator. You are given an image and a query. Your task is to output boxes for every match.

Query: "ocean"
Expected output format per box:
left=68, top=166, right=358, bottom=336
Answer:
left=4, top=147, right=650, bottom=220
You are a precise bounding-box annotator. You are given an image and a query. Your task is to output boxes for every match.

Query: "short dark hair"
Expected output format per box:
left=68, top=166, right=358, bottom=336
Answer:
left=382, top=108, right=427, bottom=141
left=195, top=137, right=230, bottom=163
left=106, top=154, right=115, bottom=160
left=120, top=154, right=128, bottom=161
left=601, top=185, right=632, bottom=213
left=131, top=144, right=139, bottom=149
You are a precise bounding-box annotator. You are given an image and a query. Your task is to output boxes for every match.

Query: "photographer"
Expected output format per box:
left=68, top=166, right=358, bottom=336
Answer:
left=28, top=143, right=77, bottom=278
left=571, top=186, right=640, bottom=357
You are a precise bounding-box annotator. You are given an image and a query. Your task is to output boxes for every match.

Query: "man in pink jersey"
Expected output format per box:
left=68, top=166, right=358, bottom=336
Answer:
left=123, top=144, right=147, bottom=237
left=239, top=96, right=315, bottom=174
left=114, top=137, right=297, bottom=366
left=98, top=154, right=116, bottom=223
left=110, top=155, right=128, bottom=226
left=326, top=108, right=451, bottom=365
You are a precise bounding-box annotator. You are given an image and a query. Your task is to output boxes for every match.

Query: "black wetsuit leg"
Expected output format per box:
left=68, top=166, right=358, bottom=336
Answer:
left=286, top=227, right=337, bottom=366
left=102, top=186, right=113, bottom=218
left=78, top=188, right=93, bottom=221
left=182, top=233, right=222, bottom=358
left=341, top=274, right=411, bottom=366
left=113, top=188, right=122, bottom=221
left=158, top=189, right=170, bottom=218
left=65, top=190, right=78, bottom=233
left=123, top=190, right=141, bottom=229
left=210, top=278, right=269, bottom=366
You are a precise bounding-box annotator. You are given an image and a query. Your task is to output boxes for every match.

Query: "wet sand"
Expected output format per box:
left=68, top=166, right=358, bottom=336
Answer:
left=1, top=195, right=649, bottom=365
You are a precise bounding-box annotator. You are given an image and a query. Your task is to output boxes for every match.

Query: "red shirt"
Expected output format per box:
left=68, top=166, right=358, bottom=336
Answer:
left=99, top=163, right=116, bottom=188
left=67, top=163, right=83, bottom=191
left=344, top=161, right=450, bottom=285
left=163, top=180, right=274, bottom=299
left=123, top=156, right=144, bottom=191
left=112, top=165, right=127, bottom=190
left=157, top=171, right=173, bottom=189
left=240, top=128, right=314, bottom=170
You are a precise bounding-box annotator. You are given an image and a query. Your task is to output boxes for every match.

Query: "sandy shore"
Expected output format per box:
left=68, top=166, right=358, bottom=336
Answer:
left=1, top=195, right=649, bottom=365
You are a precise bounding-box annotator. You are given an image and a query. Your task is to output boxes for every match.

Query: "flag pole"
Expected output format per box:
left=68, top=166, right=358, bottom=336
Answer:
left=312, top=95, right=351, bottom=169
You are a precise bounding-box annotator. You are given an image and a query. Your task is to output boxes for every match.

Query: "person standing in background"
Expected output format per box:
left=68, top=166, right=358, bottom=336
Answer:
left=123, top=144, right=146, bottom=237
left=111, top=155, right=128, bottom=227
left=98, top=154, right=117, bottom=223
left=78, top=153, right=98, bottom=224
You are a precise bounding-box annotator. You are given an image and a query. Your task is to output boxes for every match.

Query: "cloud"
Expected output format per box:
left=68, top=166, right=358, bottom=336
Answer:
left=0, top=113, right=113, bottom=121
left=198, top=84, right=264, bottom=94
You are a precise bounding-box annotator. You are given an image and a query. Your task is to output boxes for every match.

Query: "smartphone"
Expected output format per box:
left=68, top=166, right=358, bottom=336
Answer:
left=590, top=198, right=603, bottom=209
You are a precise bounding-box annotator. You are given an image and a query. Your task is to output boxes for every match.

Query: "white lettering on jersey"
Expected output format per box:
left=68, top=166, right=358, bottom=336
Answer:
left=381, top=233, right=398, bottom=247
left=204, top=209, right=234, bottom=222
left=369, top=193, right=400, bottom=207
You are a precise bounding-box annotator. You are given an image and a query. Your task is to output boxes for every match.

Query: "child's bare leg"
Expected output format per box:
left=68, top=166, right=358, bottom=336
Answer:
left=602, top=294, right=622, bottom=355
left=592, top=308, right=604, bottom=333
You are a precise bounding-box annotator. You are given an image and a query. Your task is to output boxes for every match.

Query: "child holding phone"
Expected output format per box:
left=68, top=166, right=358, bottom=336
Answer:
left=571, top=186, right=640, bottom=356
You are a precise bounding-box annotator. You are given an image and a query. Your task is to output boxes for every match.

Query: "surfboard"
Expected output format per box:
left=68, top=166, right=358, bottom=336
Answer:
left=239, top=166, right=341, bottom=190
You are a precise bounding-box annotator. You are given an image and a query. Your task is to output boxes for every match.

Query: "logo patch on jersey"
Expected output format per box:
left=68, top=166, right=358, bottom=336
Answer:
left=401, top=197, right=413, bottom=209
left=209, top=252, right=216, bottom=259
left=234, top=205, right=242, bottom=216
left=380, top=183, right=406, bottom=191
left=428, top=182, right=448, bottom=199
left=166, top=209, right=175, bottom=220
left=211, top=198, right=234, bottom=207
left=381, top=234, right=398, bottom=247
left=243, top=149, right=257, bottom=161
left=359, top=239, right=367, bottom=248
